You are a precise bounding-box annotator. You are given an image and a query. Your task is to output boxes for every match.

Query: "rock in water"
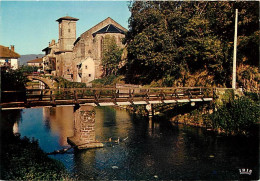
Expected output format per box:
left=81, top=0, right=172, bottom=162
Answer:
left=112, top=166, right=118, bottom=169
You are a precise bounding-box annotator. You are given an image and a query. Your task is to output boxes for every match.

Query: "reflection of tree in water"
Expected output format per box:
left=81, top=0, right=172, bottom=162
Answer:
left=0, top=109, right=22, bottom=139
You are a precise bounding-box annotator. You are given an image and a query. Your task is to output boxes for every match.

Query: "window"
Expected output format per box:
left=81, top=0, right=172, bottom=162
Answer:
left=67, top=69, right=70, bottom=72
left=89, top=74, right=91, bottom=77
left=68, top=29, right=70, bottom=33
left=85, top=65, right=88, bottom=69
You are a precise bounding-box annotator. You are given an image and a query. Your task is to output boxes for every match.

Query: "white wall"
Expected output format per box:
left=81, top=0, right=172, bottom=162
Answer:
left=81, top=57, right=95, bottom=83
left=10, top=58, right=18, bottom=69
left=0, top=58, right=18, bottom=70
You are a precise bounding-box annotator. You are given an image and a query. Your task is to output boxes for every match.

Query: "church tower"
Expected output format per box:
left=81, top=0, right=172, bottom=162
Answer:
left=56, top=16, right=79, bottom=51
left=55, top=16, right=79, bottom=79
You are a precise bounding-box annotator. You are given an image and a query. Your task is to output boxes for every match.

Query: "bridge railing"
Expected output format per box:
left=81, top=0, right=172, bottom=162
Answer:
left=25, top=87, right=215, bottom=102
left=1, top=87, right=216, bottom=107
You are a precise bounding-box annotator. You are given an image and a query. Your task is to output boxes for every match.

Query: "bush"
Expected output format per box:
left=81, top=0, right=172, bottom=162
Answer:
left=1, top=69, right=28, bottom=102
left=55, top=77, right=86, bottom=88
left=210, top=96, right=259, bottom=135
left=0, top=136, right=70, bottom=180
left=91, top=75, right=125, bottom=87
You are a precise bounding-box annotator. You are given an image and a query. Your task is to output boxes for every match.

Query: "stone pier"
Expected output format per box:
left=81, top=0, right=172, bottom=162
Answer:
left=67, top=105, right=103, bottom=149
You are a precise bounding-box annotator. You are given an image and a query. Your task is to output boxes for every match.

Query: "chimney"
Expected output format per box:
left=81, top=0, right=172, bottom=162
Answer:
left=10, top=45, right=14, bottom=51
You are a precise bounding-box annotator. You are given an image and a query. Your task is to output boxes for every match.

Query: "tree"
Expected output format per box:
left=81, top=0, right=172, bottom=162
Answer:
left=101, top=35, right=123, bottom=76
left=1, top=68, right=28, bottom=102
left=124, top=1, right=259, bottom=86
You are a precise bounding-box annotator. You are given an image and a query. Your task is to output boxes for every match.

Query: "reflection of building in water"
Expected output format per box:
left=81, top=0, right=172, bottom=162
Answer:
left=95, top=107, right=132, bottom=140
left=13, top=121, right=19, bottom=135
left=43, top=106, right=74, bottom=146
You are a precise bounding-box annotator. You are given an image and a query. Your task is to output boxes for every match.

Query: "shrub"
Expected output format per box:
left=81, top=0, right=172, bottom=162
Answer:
left=55, top=77, right=86, bottom=88
left=210, top=96, right=259, bottom=135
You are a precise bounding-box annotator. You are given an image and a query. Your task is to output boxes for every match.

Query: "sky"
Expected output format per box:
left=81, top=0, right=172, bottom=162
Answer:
left=0, top=1, right=131, bottom=55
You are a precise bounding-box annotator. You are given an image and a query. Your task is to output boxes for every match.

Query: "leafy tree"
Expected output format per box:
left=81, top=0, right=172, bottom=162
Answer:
left=1, top=68, right=28, bottom=102
left=1, top=69, right=28, bottom=91
left=102, top=35, right=123, bottom=76
left=124, top=1, right=259, bottom=87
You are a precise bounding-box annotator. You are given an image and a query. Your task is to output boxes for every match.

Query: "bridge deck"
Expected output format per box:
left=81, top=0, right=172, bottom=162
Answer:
left=1, top=87, right=215, bottom=110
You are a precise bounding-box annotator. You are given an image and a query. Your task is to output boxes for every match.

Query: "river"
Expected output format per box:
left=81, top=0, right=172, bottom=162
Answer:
left=4, top=106, right=259, bottom=180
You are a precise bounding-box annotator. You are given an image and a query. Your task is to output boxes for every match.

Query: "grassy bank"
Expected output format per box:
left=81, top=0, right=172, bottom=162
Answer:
left=0, top=110, right=71, bottom=180
left=0, top=136, right=70, bottom=180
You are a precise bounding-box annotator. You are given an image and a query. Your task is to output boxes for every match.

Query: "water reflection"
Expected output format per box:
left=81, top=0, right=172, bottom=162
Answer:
left=43, top=106, right=74, bottom=146
left=4, top=106, right=258, bottom=180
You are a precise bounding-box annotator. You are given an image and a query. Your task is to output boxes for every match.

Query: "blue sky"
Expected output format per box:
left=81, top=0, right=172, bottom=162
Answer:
left=0, top=1, right=131, bottom=55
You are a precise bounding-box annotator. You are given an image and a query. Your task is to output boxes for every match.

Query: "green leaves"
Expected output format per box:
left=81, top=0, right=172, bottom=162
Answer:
left=210, top=94, right=259, bottom=136
left=101, top=35, right=123, bottom=76
left=124, top=1, right=259, bottom=86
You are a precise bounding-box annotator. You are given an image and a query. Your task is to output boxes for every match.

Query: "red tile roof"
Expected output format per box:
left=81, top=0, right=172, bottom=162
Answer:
left=0, top=45, right=20, bottom=58
left=27, top=57, right=43, bottom=63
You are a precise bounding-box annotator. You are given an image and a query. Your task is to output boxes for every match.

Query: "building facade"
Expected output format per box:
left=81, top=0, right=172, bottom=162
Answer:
left=0, top=45, right=20, bottom=70
left=27, top=57, right=43, bottom=68
left=42, top=16, right=126, bottom=83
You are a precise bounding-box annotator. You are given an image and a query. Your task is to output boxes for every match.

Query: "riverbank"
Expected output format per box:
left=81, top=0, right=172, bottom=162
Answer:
left=125, top=89, right=259, bottom=137
left=0, top=136, right=70, bottom=180
left=0, top=110, right=71, bottom=180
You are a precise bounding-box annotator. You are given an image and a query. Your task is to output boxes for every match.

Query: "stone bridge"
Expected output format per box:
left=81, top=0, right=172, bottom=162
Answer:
left=27, top=75, right=57, bottom=89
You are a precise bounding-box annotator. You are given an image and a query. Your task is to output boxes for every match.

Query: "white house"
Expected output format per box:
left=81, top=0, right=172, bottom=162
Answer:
left=77, top=57, right=95, bottom=83
left=0, top=45, right=20, bottom=70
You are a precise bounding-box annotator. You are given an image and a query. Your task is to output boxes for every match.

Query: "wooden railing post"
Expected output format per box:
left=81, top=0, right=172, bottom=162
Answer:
left=94, top=90, right=100, bottom=105
left=50, top=90, right=55, bottom=104
left=128, top=89, right=134, bottom=104
left=24, top=90, right=28, bottom=104
left=74, top=90, right=78, bottom=103
left=160, top=90, right=165, bottom=100
left=39, top=90, right=43, bottom=101
left=145, top=89, right=150, bottom=101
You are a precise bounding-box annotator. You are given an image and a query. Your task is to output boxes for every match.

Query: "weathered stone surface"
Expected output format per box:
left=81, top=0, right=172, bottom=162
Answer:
left=67, top=105, right=103, bottom=149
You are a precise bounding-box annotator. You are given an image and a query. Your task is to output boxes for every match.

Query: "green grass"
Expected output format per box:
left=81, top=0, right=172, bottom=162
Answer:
left=0, top=136, right=71, bottom=180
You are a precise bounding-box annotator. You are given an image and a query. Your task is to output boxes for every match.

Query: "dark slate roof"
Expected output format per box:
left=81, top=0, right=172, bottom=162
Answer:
left=74, top=37, right=81, bottom=46
left=42, top=47, right=51, bottom=52
left=92, top=24, right=125, bottom=37
left=0, top=45, right=20, bottom=58
left=56, top=16, right=79, bottom=22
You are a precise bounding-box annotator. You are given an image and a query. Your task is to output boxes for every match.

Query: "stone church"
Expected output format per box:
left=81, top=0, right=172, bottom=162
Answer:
left=42, top=16, right=127, bottom=83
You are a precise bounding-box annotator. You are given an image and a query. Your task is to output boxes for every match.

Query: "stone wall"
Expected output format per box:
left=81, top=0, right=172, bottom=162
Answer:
left=72, top=17, right=127, bottom=83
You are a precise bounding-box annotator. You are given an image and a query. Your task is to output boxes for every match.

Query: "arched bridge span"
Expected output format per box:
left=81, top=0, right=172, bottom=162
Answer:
left=27, top=75, right=57, bottom=89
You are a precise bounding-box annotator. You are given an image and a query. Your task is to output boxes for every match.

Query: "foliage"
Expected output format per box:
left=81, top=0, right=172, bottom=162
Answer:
left=210, top=95, right=259, bottom=135
left=1, top=69, right=28, bottom=102
left=124, top=1, right=259, bottom=86
left=55, top=76, right=86, bottom=88
left=237, top=64, right=259, bottom=92
left=18, top=65, right=38, bottom=74
left=102, top=35, right=124, bottom=76
left=1, top=69, right=28, bottom=91
left=0, top=136, right=70, bottom=180
left=0, top=110, right=71, bottom=180
left=91, top=75, right=125, bottom=87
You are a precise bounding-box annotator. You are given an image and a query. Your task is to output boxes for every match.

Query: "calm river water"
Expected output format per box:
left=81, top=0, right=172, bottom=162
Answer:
left=6, top=106, right=259, bottom=180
